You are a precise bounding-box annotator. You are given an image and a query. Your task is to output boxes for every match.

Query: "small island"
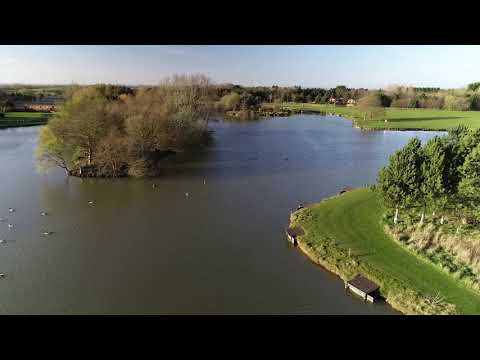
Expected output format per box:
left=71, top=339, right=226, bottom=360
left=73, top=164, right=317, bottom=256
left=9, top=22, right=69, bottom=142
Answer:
left=289, top=126, right=480, bottom=315
left=36, top=76, right=214, bottom=178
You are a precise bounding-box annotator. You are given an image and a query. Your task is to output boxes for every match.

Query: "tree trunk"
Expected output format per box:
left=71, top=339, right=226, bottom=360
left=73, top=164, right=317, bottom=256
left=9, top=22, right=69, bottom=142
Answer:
left=394, top=207, right=399, bottom=224
left=88, top=148, right=92, bottom=166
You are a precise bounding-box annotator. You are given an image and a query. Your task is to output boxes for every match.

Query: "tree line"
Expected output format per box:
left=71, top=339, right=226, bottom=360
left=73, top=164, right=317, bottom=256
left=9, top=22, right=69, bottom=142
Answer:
left=36, top=75, right=213, bottom=178
left=376, top=126, right=480, bottom=227
left=5, top=81, right=480, bottom=113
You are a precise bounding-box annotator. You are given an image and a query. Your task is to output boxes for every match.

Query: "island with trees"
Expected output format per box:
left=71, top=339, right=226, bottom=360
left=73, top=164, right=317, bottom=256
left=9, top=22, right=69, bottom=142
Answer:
left=290, top=126, right=480, bottom=314
left=36, top=75, right=214, bottom=177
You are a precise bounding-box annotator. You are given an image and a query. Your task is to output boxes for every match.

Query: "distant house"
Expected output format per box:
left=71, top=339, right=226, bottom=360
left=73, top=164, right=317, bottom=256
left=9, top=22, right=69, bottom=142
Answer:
left=329, top=97, right=346, bottom=105
left=12, top=97, right=64, bottom=113
left=346, top=99, right=356, bottom=107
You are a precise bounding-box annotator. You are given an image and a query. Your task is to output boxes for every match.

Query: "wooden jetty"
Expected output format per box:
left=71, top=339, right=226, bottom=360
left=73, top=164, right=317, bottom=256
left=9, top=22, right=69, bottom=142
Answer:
left=345, top=275, right=380, bottom=303
left=285, top=226, right=304, bottom=246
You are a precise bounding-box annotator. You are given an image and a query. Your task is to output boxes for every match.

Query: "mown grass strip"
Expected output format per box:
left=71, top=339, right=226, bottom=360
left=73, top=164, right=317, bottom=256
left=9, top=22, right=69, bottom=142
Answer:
left=291, top=188, right=480, bottom=314
left=284, top=103, right=480, bottom=130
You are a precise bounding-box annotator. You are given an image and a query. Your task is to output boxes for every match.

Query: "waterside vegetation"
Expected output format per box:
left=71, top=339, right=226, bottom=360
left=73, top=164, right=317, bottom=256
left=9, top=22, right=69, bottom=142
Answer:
left=291, top=189, right=480, bottom=314
left=291, top=126, right=480, bottom=314
left=36, top=75, right=213, bottom=178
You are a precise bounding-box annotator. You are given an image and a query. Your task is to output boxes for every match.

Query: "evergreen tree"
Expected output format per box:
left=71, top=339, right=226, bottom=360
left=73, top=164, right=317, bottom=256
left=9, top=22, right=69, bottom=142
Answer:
left=421, top=137, right=449, bottom=224
left=459, top=144, right=480, bottom=209
left=377, top=138, right=424, bottom=224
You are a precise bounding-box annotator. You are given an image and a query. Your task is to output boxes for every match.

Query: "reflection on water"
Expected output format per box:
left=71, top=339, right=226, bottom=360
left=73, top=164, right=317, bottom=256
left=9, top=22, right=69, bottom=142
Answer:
left=0, top=115, right=442, bottom=314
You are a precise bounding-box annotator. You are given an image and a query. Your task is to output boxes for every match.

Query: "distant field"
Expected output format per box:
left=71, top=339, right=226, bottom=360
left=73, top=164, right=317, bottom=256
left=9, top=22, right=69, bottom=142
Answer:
left=0, top=112, right=51, bottom=129
left=285, top=103, right=480, bottom=130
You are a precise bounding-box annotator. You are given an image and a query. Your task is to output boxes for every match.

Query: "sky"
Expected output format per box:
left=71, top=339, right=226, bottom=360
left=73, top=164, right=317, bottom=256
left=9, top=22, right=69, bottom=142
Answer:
left=1, top=45, right=480, bottom=89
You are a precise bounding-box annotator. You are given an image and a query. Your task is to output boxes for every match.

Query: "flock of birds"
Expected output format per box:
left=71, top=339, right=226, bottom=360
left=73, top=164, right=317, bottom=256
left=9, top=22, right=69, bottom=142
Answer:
left=152, top=178, right=207, bottom=198
left=0, top=200, right=98, bottom=279
left=0, top=179, right=205, bottom=279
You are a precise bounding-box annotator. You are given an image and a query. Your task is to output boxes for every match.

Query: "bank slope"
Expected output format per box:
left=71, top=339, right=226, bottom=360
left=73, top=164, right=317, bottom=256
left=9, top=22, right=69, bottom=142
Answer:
left=291, top=188, right=480, bottom=314
left=285, top=103, right=480, bottom=131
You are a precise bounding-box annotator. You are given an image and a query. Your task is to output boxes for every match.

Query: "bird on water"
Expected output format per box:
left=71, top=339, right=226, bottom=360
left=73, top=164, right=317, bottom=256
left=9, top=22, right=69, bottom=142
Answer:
left=8, top=208, right=14, bottom=213
left=40, top=211, right=48, bottom=216
left=88, top=201, right=94, bottom=205
left=7, top=224, right=14, bottom=229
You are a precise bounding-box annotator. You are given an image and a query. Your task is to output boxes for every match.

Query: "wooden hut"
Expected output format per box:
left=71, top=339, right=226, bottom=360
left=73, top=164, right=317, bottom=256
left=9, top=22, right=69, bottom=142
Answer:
left=345, top=275, right=380, bottom=303
left=285, top=226, right=304, bottom=246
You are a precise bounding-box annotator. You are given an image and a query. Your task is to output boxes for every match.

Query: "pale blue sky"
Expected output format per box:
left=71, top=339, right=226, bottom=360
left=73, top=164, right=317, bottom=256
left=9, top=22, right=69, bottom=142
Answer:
left=1, top=45, right=479, bottom=88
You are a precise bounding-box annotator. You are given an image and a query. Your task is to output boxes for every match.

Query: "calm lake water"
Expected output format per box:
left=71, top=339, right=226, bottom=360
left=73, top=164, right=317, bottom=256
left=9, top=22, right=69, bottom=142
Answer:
left=0, top=115, right=443, bottom=314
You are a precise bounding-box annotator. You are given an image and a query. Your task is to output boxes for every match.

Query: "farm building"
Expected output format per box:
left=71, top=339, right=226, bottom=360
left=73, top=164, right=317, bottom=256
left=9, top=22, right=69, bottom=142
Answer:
left=345, top=275, right=380, bottom=302
left=346, top=99, right=356, bottom=107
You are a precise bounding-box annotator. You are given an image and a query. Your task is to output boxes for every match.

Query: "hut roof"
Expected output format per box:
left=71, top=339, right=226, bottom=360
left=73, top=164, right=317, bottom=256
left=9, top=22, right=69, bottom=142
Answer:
left=347, top=275, right=379, bottom=294
left=286, top=226, right=304, bottom=237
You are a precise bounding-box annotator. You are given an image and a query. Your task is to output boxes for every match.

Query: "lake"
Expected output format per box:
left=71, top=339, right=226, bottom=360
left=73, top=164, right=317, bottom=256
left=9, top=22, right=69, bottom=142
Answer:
left=0, top=115, right=442, bottom=314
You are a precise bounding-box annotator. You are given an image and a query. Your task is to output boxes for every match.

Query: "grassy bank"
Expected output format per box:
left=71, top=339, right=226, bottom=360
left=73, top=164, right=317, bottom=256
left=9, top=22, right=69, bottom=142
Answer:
left=284, top=103, right=480, bottom=131
left=0, top=112, right=51, bottom=129
left=290, top=188, right=480, bottom=314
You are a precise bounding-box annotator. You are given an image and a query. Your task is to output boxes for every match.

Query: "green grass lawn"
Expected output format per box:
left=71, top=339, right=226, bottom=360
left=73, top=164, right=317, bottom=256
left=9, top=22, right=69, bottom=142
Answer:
left=292, top=188, right=480, bottom=314
left=0, top=112, right=51, bottom=129
left=285, top=103, right=480, bottom=130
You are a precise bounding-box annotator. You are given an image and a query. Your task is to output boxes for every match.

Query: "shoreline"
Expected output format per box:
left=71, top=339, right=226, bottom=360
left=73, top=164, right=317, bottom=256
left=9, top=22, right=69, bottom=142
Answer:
left=287, top=188, right=480, bottom=315
left=282, top=103, right=479, bottom=132
left=0, top=121, right=48, bottom=130
left=293, top=109, right=450, bottom=132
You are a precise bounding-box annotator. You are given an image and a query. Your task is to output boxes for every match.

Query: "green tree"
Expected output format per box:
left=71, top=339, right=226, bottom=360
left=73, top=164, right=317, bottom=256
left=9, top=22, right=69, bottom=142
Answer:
left=458, top=144, right=480, bottom=210
left=467, top=82, right=480, bottom=92
left=377, top=138, right=424, bottom=224
left=220, top=92, right=241, bottom=111
left=421, top=137, right=450, bottom=224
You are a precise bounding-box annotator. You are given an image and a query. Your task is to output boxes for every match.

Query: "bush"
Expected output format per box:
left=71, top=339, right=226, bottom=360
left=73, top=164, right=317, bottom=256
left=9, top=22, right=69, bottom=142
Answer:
left=444, top=95, right=470, bottom=111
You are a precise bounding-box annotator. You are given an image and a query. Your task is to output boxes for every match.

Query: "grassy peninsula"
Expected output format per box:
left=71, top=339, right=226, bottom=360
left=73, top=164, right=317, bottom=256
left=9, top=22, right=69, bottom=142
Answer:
left=0, top=112, right=51, bottom=129
left=285, top=103, right=480, bottom=131
left=290, top=188, right=480, bottom=314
